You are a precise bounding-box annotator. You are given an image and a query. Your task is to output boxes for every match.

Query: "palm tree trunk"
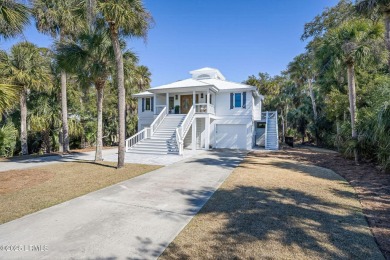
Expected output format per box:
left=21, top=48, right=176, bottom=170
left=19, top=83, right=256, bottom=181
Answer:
left=95, top=82, right=104, bottom=162
left=20, top=87, right=28, bottom=155
left=109, top=24, right=126, bottom=168
left=347, top=63, right=359, bottom=164
left=61, top=70, right=70, bottom=153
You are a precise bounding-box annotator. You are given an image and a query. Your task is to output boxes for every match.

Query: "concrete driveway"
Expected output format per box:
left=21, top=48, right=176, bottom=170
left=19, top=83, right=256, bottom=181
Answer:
left=0, top=149, right=204, bottom=172
left=0, top=150, right=246, bottom=260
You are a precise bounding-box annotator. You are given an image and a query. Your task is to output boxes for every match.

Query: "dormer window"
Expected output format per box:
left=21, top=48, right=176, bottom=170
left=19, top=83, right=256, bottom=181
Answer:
left=197, top=74, right=211, bottom=79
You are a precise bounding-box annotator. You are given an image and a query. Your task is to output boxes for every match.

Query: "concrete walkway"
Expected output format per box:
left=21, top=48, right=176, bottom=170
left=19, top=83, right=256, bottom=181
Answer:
left=0, top=149, right=204, bottom=172
left=0, top=150, right=246, bottom=260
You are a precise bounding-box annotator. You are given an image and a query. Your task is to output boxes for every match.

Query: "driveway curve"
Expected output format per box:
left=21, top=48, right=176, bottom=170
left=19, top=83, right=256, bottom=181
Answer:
left=0, top=150, right=245, bottom=260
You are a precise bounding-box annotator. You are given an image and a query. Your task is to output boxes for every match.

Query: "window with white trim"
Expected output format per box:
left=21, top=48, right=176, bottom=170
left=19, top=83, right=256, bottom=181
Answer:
left=145, top=98, right=151, bottom=110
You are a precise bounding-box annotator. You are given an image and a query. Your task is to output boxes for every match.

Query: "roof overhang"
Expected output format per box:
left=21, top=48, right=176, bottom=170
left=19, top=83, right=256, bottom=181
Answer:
left=132, top=91, right=153, bottom=98
left=147, top=85, right=218, bottom=94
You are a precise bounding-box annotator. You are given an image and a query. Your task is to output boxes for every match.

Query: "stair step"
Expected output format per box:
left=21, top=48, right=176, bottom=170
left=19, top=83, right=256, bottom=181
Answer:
left=130, top=146, right=178, bottom=152
left=127, top=150, right=179, bottom=155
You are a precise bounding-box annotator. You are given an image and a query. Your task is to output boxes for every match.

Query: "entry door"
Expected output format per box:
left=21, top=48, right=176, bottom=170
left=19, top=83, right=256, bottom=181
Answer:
left=180, top=95, right=193, bottom=114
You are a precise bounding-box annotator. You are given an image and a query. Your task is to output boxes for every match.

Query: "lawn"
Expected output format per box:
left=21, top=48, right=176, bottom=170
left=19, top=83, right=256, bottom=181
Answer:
left=160, top=151, right=383, bottom=259
left=0, top=161, right=161, bottom=224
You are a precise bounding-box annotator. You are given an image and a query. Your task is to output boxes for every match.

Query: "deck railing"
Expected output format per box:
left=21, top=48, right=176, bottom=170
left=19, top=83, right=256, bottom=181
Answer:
left=195, top=103, right=215, bottom=114
left=175, top=105, right=195, bottom=155
left=125, top=128, right=148, bottom=152
left=150, top=106, right=167, bottom=136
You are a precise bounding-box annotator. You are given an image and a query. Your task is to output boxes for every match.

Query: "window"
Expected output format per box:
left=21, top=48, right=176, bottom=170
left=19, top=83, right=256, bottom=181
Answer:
left=145, top=98, right=151, bottom=110
left=234, top=93, right=241, bottom=108
left=169, top=97, right=174, bottom=110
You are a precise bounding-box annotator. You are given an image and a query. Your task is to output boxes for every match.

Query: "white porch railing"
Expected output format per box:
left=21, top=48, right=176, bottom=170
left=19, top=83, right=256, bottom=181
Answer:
left=150, top=106, right=167, bottom=136
left=195, top=103, right=215, bottom=114
left=125, top=106, right=167, bottom=152
left=125, top=128, right=148, bottom=152
left=176, top=105, right=195, bottom=155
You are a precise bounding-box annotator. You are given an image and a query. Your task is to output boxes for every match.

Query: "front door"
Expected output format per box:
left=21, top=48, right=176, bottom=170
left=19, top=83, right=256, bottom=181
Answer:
left=180, top=95, right=193, bottom=114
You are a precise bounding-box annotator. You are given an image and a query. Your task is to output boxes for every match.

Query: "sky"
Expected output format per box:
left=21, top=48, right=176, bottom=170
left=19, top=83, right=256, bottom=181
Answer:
left=0, top=0, right=339, bottom=87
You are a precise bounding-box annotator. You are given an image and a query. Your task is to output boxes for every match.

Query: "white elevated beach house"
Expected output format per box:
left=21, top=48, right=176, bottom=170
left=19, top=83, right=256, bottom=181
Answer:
left=128, top=68, right=278, bottom=155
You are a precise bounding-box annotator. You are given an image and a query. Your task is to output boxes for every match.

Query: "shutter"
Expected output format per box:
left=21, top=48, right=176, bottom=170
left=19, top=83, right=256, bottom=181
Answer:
left=230, top=93, right=234, bottom=109
left=242, top=92, right=246, bottom=109
left=151, top=97, right=154, bottom=112
left=142, top=98, right=145, bottom=112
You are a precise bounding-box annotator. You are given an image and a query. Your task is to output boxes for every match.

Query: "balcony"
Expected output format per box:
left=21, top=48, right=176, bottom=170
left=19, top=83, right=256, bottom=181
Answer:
left=195, top=103, right=215, bottom=114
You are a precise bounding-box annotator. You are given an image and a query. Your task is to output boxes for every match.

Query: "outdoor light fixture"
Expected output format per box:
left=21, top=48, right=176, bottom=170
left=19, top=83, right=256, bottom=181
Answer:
left=175, top=95, right=178, bottom=100
left=201, top=93, right=204, bottom=98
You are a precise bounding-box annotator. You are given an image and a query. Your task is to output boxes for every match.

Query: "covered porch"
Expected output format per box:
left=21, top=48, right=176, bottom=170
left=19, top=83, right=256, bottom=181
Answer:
left=151, top=87, right=216, bottom=115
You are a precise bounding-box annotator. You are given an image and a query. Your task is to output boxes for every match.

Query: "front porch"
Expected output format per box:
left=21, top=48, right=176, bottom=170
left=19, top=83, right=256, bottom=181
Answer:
left=153, top=89, right=216, bottom=115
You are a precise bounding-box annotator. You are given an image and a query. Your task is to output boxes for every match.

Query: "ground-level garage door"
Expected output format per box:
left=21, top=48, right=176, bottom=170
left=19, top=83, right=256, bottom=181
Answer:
left=215, top=124, right=246, bottom=149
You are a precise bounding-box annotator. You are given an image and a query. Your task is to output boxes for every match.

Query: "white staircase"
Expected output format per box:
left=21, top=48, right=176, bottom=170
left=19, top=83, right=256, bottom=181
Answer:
left=128, top=115, right=185, bottom=155
left=265, top=111, right=279, bottom=150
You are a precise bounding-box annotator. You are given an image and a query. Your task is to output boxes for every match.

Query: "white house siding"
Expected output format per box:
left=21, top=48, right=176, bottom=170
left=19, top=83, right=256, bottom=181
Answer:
left=253, top=96, right=262, bottom=121
left=215, top=91, right=252, bottom=117
left=137, top=97, right=154, bottom=131
left=184, top=125, right=192, bottom=148
left=196, top=118, right=205, bottom=149
left=212, top=91, right=254, bottom=150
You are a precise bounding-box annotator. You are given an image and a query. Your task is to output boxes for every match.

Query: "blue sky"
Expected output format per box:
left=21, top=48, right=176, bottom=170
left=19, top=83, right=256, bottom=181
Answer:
left=0, top=0, right=338, bottom=86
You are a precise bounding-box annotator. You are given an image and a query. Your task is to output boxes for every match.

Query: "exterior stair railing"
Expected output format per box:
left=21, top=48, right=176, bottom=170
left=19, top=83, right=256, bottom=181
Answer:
left=175, top=105, right=195, bottom=155
left=125, top=106, right=167, bottom=152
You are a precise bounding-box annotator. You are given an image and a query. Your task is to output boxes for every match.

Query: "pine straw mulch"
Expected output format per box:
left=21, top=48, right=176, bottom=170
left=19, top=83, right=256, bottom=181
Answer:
left=263, top=146, right=390, bottom=259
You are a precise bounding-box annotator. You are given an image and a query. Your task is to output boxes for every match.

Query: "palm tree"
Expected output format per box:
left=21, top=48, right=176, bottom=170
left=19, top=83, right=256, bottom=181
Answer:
left=97, top=0, right=152, bottom=168
left=356, top=0, right=390, bottom=70
left=0, top=84, right=19, bottom=114
left=316, top=19, right=384, bottom=163
left=32, top=0, right=86, bottom=153
left=0, top=0, right=29, bottom=39
left=0, top=42, right=52, bottom=155
left=287, top=53, right=318, bottom=123
left=57, top=29, right=114, bottom=161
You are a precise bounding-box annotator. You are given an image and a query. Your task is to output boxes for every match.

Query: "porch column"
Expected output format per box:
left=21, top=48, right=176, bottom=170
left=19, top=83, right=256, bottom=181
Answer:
left=192, top=118, right=197, bottom=150
left=153, top=93, right=157, bottom=114
left=193, top=90, right=196, bottom=107
left=207, top=89, right=210, bottom=113
left=205, top=116, right=210, bottom=150
left=166, top=92, right=169, bottom=113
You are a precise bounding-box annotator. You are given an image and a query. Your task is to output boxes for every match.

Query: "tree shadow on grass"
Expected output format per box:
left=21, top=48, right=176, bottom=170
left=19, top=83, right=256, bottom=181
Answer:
left=162, top=185, right=383, bottom=259
left=69, top=160, right=117, bottom=169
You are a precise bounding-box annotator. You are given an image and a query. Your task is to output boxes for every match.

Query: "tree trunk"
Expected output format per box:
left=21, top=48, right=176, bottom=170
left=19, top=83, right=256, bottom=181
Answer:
left=347, top=63, right=359, bottom=164
left=20, top=87, right=28, bottom=155
left=61, top=70, right=70, bottom=153
left=95, top=82, right=104, bottom=162
left=308, top=79, right=318, bottom=120
left=281, top=109, right=285, bottom=142
left=308, top=78, right=319, bottom=145
left=336, top=120, right=341, bottom=152
left=384, top=11, right=390, bottom=72
left=109, top=24, right=126, bottom=168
